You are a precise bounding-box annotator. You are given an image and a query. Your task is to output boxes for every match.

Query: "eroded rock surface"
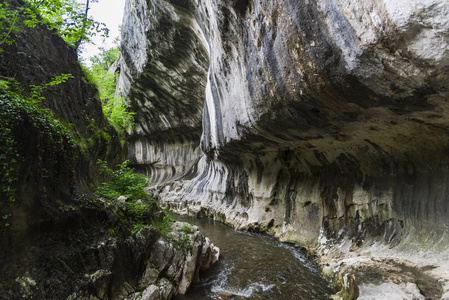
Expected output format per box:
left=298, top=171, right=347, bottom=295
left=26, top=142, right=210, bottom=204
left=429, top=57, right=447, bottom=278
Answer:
left=118, top=0, right=208, bottom=183
left=126, top=222, right=219, bottom=300
left=120, top=0, right=449, bottom=298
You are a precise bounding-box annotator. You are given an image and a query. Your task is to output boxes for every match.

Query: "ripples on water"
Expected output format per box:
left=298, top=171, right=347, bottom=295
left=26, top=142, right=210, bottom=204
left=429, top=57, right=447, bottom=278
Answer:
left=173, top=215, right=334, bottom=300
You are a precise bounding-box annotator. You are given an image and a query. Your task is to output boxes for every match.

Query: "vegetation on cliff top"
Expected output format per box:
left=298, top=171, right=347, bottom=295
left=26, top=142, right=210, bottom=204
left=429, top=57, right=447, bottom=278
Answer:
left=1, top=0, right=135, bottom=134
left=0, top=0, right=108, bottom=52
left=0, top=0, right=134, bottom=228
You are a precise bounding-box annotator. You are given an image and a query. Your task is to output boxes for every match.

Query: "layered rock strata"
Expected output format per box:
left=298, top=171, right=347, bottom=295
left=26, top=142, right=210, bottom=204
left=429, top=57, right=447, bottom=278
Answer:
left=120, top=0, right=449, bottom=298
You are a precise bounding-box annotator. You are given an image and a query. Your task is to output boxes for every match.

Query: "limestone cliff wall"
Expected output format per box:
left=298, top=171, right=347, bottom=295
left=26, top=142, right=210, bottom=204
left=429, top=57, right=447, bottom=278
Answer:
left=118, top=0, right=208, bottom=182
left=120, top=0, right=449, bottom=265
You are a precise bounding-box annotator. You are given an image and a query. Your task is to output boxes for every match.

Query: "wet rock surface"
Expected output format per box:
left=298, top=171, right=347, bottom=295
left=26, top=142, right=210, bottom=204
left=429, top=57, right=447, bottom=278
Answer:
left=120, top=0, right=449, bottom=298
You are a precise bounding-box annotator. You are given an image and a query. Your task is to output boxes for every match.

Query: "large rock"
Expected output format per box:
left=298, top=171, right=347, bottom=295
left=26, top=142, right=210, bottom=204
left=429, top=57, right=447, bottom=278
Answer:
left=0, top=195, right=219, bottom=299
left=120, top=0, right=449, bottom=297
left=128, top=222, right=219, bottom=300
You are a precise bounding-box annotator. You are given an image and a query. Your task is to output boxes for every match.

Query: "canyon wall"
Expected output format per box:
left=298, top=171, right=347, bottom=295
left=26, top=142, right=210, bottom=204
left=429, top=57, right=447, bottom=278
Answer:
left=120, top=0, right=449, bottom=280
left=118, top=0, right=209, bottom=182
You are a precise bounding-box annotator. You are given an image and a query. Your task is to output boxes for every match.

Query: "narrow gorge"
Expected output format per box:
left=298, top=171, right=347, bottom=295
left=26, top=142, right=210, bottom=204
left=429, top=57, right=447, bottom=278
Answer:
left=119, top=0, right=449, bottom=298
left=1, top=0, right=449, bottom=299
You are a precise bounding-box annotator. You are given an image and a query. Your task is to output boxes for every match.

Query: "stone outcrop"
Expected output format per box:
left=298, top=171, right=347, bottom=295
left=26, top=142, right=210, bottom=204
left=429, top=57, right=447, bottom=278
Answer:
left=126, top=222, right=219, bottom=300
left=0, top=196, right=219, bottom=299
left=120, top=0, right=449, bottom=298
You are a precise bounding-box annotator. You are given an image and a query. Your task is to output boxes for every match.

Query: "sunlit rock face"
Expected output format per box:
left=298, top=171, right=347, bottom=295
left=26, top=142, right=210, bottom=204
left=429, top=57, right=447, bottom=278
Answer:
left=120, top=0, right=449, bottom=260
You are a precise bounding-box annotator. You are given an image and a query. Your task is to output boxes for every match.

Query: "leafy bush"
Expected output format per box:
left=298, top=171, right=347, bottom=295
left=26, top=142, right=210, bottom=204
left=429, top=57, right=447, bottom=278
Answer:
left=150, top=213, right=175, bottom=235
left=96, top=159, right=149, bottom=201
left=0, top=0, right=108, bottom=52
left=181, top=224, right=195, bottom=235
left=103, top=94, right=135, bottom=136
left=95, top=160, right=174, bottom=236
left=172, top=233, right=194, bottom=251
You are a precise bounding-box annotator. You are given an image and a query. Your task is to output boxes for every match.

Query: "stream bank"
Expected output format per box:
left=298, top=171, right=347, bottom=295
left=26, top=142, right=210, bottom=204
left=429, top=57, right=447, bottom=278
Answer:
left=172, top=214, right=334, bottom=300
left=162, top=210, right=447, bottom=300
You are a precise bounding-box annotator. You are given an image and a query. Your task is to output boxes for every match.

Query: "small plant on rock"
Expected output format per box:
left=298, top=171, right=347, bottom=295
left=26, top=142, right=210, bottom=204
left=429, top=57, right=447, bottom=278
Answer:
left=170, top=232, right=194, bottom=251
left=181, top=224, right=195, bottom=235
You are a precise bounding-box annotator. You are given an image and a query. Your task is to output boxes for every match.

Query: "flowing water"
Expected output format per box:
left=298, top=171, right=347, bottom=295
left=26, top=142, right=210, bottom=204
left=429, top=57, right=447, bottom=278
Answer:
left=173, top=215, right=334, bottom=300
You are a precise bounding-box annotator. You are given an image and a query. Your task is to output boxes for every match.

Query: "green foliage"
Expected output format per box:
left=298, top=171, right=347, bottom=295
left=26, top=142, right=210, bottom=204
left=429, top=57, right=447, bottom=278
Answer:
left=131, top=223, right=146, bottom=236
left=95, top=160, right=175, bottom=237
left=172, top=233, right=194, bottom=251
left=90, top=43, right=120, bottom=70
left=86, top=118, right=110, bottom=143
left=96, top=159, right=149, bottom=201
left=0, top=78, right=76, bottom=228
left=0, top=0, right=108, bottom=52
left=103, top=94, right=135, bottom=136
left=0, top=92, right=18, bottom=226
left=108, top=227, right=117, bottom=236
left=85, top=44, right=135, bottom=136
left=0, top=2, right=21, bottom=50
left=181, top=224, right=195, bottom=235
left=151, top=214, right=174, bottom=235
left=169, top=223, right=195, bottom=250
left=29, top=73, right=72, bottom=104
left=25, top=0, right=108, bottom=50
left=96, top=159, right=154, bottom=227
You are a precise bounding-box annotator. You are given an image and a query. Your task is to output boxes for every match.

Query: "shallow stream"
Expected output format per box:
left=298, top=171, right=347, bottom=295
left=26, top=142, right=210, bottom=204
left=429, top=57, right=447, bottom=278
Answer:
left=173, top=215, right=334, bottom=299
